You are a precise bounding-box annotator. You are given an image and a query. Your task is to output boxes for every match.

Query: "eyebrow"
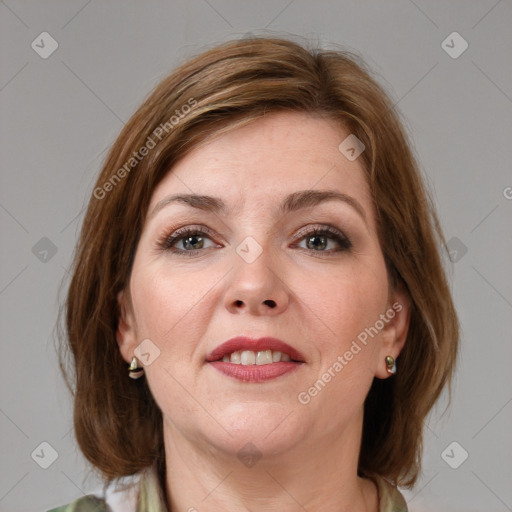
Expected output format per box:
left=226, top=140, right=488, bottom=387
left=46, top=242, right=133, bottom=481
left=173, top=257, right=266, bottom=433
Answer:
left=149, top=189, right=367, bottom=225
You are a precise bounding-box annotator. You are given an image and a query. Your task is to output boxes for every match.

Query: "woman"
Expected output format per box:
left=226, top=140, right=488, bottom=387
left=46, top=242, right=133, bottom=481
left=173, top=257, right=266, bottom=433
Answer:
left=51, top=36, right=459, bottom=511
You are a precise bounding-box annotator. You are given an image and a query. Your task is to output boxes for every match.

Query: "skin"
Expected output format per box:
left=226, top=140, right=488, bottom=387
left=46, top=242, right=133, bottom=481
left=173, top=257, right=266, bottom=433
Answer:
left=117, top=111, right=410, bottom=512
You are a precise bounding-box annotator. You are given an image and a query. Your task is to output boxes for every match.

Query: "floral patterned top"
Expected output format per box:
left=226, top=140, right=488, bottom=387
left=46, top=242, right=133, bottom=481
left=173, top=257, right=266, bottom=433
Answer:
left=47, top=462, right=407, bottom=512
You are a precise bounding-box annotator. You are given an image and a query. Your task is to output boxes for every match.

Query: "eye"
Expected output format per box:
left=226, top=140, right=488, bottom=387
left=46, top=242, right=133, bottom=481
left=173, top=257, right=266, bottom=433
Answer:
left=157, top=224, right=352, bottom=256
left=157, top=226, right=220, bottom=255
left=294, top=226, right=352, bottom=253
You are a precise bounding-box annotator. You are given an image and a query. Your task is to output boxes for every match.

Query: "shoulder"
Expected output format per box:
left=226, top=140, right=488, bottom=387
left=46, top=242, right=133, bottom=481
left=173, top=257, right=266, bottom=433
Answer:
left=47, top=471, right=141, bottom=512
left=46, top=494, right=110, bottom=512
left=371, top=474, right=408, bottom=512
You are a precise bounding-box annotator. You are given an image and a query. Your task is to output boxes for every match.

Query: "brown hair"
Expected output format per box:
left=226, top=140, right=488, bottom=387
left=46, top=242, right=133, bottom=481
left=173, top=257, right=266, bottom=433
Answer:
left=58, top=36, right=459, bottom=488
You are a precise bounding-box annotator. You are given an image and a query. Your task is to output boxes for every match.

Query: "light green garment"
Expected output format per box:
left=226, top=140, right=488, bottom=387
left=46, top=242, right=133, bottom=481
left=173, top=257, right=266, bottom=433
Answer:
left=47, top=463, right=167, bottom=512
left=47, top=462, right=407, bottom=512
left=373, top=475, right=408, bottom=512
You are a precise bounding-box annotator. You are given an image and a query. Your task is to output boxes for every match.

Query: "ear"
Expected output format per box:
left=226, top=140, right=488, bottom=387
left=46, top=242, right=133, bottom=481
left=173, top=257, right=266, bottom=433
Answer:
left=375, top=281, right=411, bottom=379
left=116, top=288, right=138, bottom=364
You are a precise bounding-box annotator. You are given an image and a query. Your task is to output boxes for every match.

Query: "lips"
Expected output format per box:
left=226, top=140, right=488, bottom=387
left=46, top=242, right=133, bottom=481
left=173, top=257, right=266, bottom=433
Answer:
left=206, top=336, right=305, bottom=363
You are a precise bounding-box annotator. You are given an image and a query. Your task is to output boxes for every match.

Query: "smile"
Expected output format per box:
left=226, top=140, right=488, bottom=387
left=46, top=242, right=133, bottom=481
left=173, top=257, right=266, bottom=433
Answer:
left=206, top=336, right=305, bottom=382
left=221, top=349, right=292, bottom=365
left=208, top=359, right=303, bottom=382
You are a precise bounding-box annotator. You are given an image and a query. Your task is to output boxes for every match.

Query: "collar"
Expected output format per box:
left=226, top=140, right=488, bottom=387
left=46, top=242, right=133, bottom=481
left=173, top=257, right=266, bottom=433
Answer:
left=134, top=462, right=407, bottom=512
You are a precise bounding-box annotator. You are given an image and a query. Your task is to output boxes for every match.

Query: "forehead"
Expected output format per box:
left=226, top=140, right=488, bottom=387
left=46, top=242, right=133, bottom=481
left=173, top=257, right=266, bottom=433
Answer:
left=150, top=111, right=371, bottom=214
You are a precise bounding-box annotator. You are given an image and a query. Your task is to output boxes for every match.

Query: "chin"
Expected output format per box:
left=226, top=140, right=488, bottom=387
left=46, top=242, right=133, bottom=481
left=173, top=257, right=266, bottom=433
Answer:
left=202, top=402, right=308, bottom=457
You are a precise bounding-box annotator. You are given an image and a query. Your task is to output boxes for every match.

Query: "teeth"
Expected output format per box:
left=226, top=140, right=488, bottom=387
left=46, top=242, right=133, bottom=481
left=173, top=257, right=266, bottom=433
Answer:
left=221, top=349, right=294, bottom=365
left=256, top=350, right=272, bottom=365
left=241, top=350, right=256, bottom=365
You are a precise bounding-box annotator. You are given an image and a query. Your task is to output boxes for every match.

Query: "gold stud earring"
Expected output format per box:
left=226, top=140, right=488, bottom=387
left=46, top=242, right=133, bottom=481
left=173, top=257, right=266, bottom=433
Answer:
left=128, top=357, right=144, bottom=379
left=385, top=355, right=397, bottom=375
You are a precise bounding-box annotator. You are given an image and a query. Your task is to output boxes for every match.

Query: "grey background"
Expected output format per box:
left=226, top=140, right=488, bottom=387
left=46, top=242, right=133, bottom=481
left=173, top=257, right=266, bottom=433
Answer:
left=0, top=1, right=511, bottom=511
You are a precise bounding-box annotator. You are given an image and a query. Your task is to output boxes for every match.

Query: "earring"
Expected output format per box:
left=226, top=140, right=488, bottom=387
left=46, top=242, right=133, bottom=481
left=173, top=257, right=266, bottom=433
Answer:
left=385, top=355, right=397, bottom=375
left=128, top=357, right=144, bottom=379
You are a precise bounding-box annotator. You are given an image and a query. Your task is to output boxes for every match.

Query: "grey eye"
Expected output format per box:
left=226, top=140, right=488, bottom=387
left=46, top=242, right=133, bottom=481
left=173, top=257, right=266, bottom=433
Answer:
left=176, top=233, right=216, bottom=251
left=304, top=234, right=329, bottom=251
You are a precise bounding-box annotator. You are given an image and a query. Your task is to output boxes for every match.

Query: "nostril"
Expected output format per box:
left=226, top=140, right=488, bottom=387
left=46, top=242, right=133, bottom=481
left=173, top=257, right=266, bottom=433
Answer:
left=234, top=300, right=243, bottom=307
left=264, top=299, right=276, bottom=308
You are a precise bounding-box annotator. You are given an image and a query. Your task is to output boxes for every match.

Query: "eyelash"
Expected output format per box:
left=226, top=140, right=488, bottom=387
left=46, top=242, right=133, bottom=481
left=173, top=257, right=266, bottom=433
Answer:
left=156, top=225, right=218, bottom=254
left=293, top=225, right=352, bottom=253
left=156, top=224, right=352, bottom=256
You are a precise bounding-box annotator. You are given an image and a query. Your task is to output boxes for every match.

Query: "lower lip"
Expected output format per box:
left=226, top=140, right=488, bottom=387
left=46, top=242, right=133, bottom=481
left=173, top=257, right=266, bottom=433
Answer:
left=208, top=361, right=302, bottom=382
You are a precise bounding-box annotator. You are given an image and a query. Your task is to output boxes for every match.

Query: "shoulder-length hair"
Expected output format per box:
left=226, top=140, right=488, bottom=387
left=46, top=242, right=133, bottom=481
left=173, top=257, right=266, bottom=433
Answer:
left=58, top=36, right=459, bottom=488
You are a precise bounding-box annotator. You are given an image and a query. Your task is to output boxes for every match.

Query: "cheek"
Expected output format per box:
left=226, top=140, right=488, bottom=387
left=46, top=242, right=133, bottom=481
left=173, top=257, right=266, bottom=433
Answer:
left=299, top=258, right=389, bottom=355
left=310, top=261, right=389, bottom=407
left=299, top=267, right=387, bottom=420
left=129, top=263, right=217, bottom=351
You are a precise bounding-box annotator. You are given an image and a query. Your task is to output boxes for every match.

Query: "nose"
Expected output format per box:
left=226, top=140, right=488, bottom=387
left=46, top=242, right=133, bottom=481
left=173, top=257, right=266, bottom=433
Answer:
left=223, top=248, right=290, bottom=316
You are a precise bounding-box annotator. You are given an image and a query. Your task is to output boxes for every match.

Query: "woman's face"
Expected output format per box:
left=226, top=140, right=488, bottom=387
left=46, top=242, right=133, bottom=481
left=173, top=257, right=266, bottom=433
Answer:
left=117, top=111, right=409, bottom=457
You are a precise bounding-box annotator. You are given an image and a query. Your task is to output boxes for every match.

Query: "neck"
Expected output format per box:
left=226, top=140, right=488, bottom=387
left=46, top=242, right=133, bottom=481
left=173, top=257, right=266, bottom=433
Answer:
left=161, top=410, right=378, bottom=512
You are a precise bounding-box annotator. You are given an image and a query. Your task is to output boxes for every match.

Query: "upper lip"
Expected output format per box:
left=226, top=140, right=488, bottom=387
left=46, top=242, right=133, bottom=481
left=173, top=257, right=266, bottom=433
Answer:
left=206, top=336, right=305, bottom=363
